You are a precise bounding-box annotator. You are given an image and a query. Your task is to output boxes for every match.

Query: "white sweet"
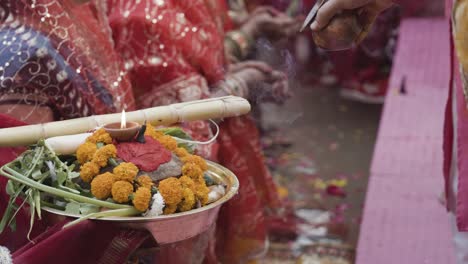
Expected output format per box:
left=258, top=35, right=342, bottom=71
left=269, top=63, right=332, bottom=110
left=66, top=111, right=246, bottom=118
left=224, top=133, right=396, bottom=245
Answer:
left=144, top=193, right=165, bottom=217
left=207, top=185, right=226, bottom=204
left=0, top=246, right=12, bottom=264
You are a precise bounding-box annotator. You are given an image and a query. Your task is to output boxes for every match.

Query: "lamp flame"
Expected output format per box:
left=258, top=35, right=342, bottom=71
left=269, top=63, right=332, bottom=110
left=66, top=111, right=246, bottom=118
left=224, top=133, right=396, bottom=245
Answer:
left=121, top=110, right=126, bottom=129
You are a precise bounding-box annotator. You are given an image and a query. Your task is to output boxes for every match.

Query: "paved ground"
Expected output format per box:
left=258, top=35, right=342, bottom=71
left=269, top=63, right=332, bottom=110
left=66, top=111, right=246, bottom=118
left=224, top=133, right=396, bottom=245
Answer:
left=260, top=78, right=382, bottom=261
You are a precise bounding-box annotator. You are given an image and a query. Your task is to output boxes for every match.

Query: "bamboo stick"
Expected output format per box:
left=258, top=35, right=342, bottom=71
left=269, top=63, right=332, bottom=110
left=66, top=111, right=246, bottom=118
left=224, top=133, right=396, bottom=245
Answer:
left=0, top=96, right=250, bottom=147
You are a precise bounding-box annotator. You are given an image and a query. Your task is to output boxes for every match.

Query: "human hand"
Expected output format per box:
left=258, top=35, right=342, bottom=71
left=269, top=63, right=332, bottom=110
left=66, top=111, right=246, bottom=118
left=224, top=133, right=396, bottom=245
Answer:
left=310, top=0, right=394, bottom=31
left=241, top=6, right=302, bottom=40
left=228, top=61, right=291, bottom=104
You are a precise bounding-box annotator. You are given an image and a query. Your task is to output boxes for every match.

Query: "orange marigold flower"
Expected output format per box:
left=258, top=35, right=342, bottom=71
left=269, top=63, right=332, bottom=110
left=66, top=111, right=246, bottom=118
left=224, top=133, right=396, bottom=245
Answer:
left=145, top=124, right=164, bottom=140
left=80, top=162, right=100, bottom=183
left=163, top=204, right=178, bottom=215
left=86, top=128, right=113, bottom=144
left=113, top=162, right=139, bottom=182
left=76, top=142, right=97, bottom=165
left=174, top=147, right=189, bottom=158
left=181, top=163, right=203, bottom=180
left=159, top=135, right=178, bottom=151
left=136, top=175, right=154, bottom=189
left=179, top=176, right=196, bottom=193
left=91, top=172, right=116, bottom=200
left=133, top=187, right=152, bottom=212
left=92, top=144, right=117, bottom=167
left=182, top=155, right=208, bottom=171
left=178, top=188, right=196, bottom=212
left=112, top=181, right=134, bottom=203
left=158, top=177, right=183, bottom=206
left=194, top=180, right=210, bottom=206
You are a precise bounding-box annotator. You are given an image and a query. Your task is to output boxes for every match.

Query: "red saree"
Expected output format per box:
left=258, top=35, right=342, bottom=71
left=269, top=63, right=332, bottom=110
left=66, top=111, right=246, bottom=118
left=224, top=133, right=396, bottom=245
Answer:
left=107, top=0, right=285, bottom=262
left=0, top=1, right=150, bottom=263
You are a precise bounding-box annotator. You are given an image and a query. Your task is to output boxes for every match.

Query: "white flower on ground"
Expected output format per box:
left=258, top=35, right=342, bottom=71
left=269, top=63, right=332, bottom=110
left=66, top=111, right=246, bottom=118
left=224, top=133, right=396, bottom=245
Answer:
left=0, top=246, right=12, bottom=264
left=144, top=193, right=165, bottom=217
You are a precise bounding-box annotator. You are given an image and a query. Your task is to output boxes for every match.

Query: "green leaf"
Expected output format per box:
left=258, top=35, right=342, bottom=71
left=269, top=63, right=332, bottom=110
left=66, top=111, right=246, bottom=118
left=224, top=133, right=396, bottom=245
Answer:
left=34, top=190, right=42, bottom=219
left=68, top=171, right=80, bottom=180
left=161, top=127, right=192, bottom=140
left=31, top=169, right=42, bottom=180
left=79, top=204, right=100, bottom=215
left=65, top=202, right=81, bottom=215
left=57, top=171, right=67, bottom=186
left=6, top=180, right=16, bottom=196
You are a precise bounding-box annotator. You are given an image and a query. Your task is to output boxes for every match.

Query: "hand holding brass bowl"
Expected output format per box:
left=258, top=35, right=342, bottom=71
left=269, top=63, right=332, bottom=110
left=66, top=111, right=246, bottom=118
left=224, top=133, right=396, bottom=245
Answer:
left=312, top=9, right=363, bottom=51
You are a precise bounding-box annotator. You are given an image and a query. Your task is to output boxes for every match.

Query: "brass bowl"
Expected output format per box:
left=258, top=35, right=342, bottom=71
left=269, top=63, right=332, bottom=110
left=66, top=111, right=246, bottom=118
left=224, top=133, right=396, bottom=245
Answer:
left=42, top=161, right=239, bottom=244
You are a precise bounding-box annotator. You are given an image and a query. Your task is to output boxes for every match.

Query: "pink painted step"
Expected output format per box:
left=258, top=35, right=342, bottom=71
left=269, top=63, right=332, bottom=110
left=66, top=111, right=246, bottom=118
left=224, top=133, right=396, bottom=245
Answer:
left=356, top=18, right=456, bottom=264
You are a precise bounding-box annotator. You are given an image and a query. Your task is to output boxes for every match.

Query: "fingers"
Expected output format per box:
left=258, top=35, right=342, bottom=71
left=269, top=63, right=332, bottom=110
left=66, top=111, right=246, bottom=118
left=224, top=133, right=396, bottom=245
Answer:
left=310, top=0, right=344, bottom=31
left=252, top=6, right=282, bottom=17
left=229, top=61, right=273, bottom=74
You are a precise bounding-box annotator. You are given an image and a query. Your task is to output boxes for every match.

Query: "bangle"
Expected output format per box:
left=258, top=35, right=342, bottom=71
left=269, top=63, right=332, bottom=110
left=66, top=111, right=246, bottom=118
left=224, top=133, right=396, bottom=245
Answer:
left=226, top=30, right=254, bottom=59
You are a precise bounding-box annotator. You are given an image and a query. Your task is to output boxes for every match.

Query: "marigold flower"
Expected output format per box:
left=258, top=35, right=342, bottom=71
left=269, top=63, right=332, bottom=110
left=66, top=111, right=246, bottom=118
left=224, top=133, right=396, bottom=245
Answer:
left=181, top=163, right=203, bottom=180
left=145, top=124, right=164, bottom=140
left=113, top=162, right=139, bottom=182
left=112, top=181, right=134, bottom=203
left=136, top=175, right=154, bottom=189
left=159, top=135, right=178, bottom=151
left=76, top=142, right=97, bottom=165
left=174, top=147, right=189, bottom=158
left=133, top=187, right=152, bottom=212
left=158, top=177, right=183, bottom=206
left=91, top=172, right=115, bottom=200
left=86, top=128, right=113, bottom=144
left=80, top=162, right=100, bottom=183
left=92, top=144, right=117, bottom=167
left=194, top=180, right=210, bottom=206
left=182, top=155, right=208, bottom=171
left=179, top=176, right=196, bottom=193
left=163, top=204, right=178, bottom=215
left=178, top=188, right=196, bottom=212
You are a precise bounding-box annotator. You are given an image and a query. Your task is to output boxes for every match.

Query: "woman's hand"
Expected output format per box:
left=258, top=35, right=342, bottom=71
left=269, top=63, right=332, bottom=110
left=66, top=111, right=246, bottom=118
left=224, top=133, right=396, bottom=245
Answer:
left=227, top=61, right=291, bottom=105
left=241, top=7, right=302, bottom=40
left=310, top=0, right=394, bottom=31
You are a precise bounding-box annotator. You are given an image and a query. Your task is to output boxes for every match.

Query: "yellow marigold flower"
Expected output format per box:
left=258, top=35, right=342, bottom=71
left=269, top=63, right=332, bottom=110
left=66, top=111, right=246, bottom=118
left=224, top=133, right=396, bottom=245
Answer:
left=92, top=144, right=117, bottom=167
left=91, top=172, right=116, bottom=200
left=112, top=181, right=134, bottom=203
left=178, top=188, right=196, bottom=212
left=136, top=175, right=154, bottom=189
left=80, top=162, right=100, bottom=183
left=181, top=163, right=203, bottom=180
left=159, top=135, right=178, bottom=151
left=145, top=124, right=164, bottom=140
left=133, top=187, right=151, bottom=212
left=182, top=155, right=208, bottom=171
left=76, top=142, right=97, bottom=165
left=86, top=128, right=113, bottom=145
left=113, top=162, right=139, bottom=182
left=174, top=147, right=189, bottom=158
left=179, top=176, right=196, bottom=193
left=163, top=204, right=178, bottom=215
left=158, top=177, right=183, bottom=206
left=194, top=180, right=210, bottom=206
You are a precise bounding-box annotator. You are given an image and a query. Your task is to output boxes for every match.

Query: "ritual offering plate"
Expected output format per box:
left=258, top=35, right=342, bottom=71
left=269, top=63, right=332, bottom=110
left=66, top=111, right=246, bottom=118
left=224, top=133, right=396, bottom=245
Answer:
left=0, top=124, right=239, bottom=244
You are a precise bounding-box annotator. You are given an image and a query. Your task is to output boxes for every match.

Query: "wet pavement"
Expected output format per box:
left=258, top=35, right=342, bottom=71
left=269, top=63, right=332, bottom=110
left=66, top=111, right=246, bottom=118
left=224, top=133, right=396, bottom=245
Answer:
left=260, top=79, right=382, bottom=262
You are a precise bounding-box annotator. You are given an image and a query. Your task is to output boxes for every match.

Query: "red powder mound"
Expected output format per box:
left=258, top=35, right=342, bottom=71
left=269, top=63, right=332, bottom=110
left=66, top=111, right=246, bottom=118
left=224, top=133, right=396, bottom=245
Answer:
left=117, top=136, right=172, bottom=171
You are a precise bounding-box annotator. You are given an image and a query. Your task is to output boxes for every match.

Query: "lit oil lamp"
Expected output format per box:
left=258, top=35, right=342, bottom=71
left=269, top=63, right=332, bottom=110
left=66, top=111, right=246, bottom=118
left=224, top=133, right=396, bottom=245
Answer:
left=103, top=110, right=140, bottom=142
